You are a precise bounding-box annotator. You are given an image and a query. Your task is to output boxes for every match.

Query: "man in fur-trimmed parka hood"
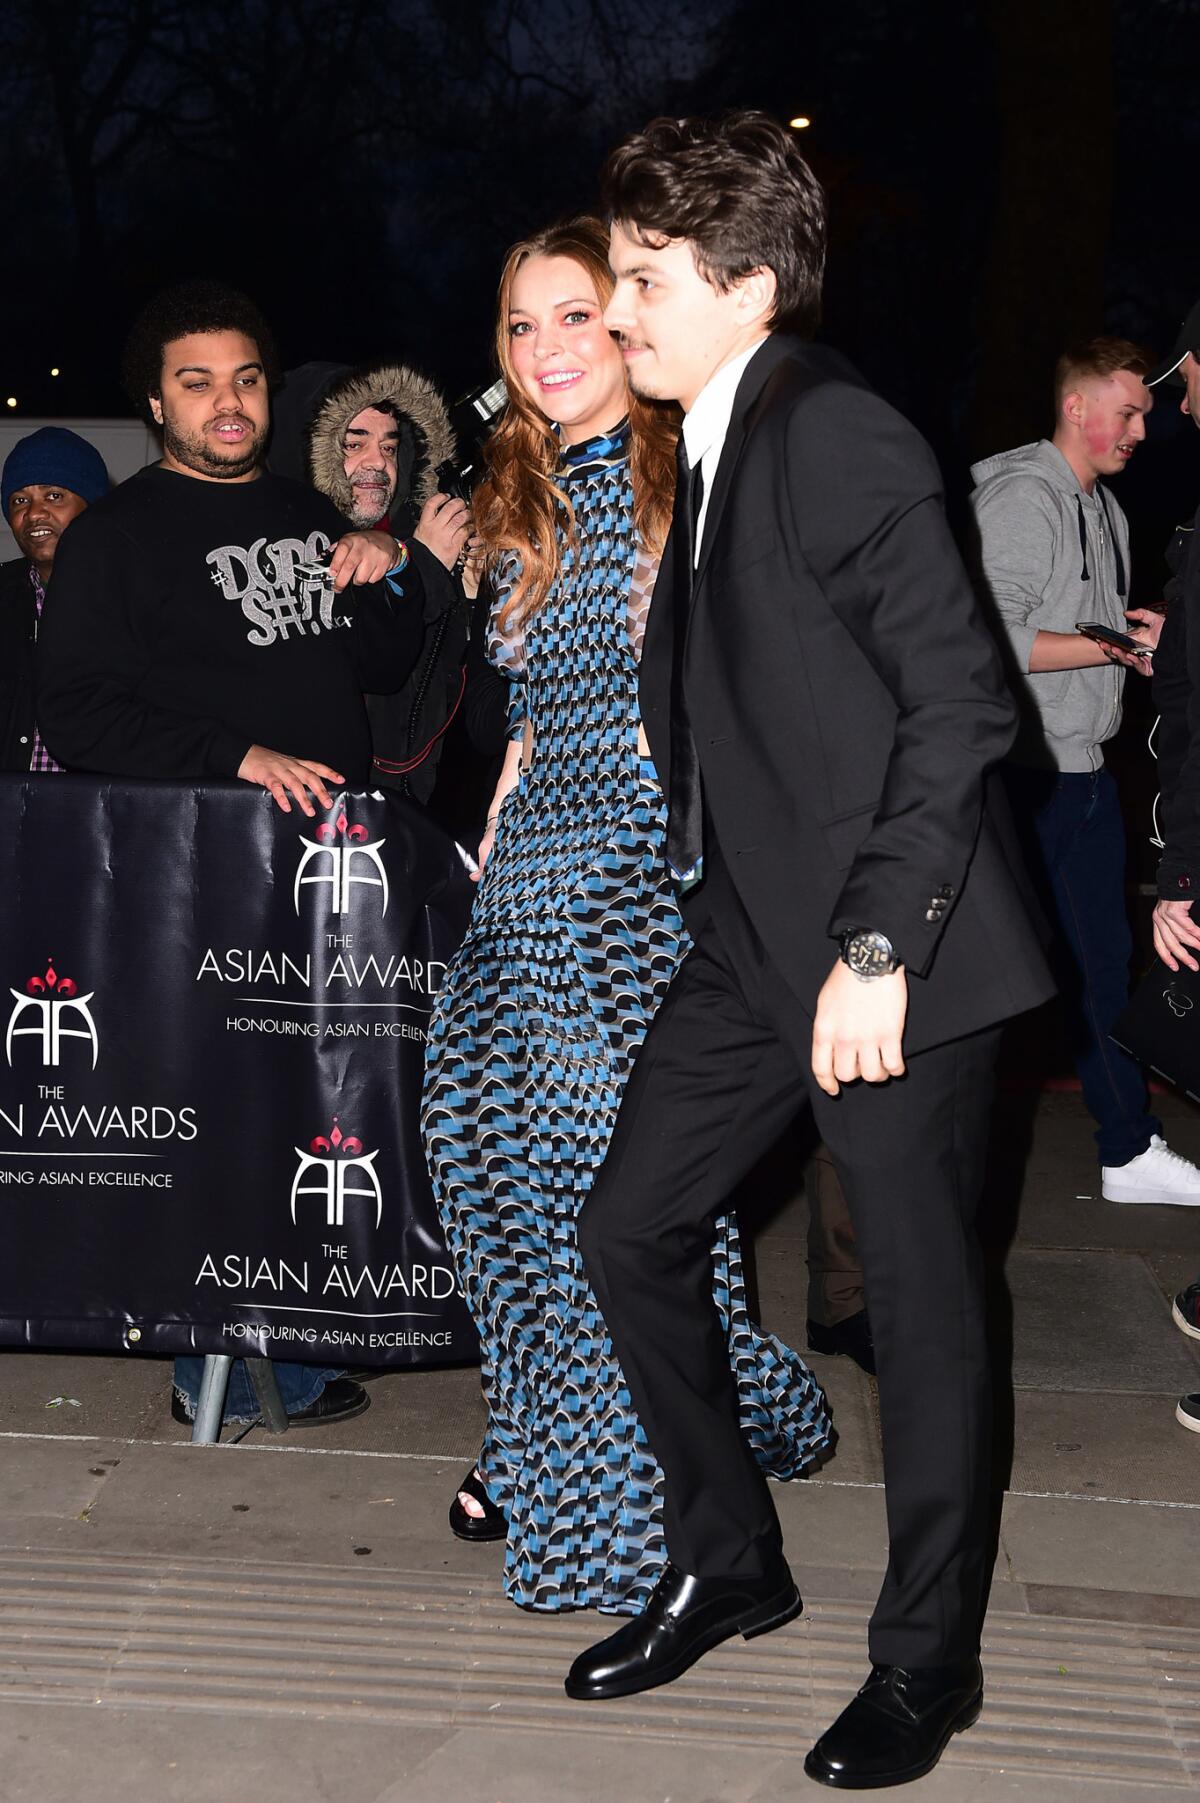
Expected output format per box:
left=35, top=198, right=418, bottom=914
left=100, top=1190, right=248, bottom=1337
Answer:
left=303, top=361, right=508, bottom=812
left=309, top=362, right=455, bottom=534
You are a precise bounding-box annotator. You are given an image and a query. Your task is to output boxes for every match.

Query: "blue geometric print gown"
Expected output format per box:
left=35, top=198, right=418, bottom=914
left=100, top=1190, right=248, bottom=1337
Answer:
left=422, top=421, right=831, bottom=1614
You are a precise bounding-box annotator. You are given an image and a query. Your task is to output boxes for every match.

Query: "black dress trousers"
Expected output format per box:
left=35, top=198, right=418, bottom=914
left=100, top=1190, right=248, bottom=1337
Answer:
left=577, top=842, right=1000, bottom=1668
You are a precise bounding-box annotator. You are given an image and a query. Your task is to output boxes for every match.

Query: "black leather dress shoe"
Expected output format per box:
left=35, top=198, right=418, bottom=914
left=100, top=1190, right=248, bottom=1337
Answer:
left=565, top=1558, right=801, bottom=1701
left=804, top=1659, right=983, bottom=1789
left=806, top=1311, right=876, bottom=1377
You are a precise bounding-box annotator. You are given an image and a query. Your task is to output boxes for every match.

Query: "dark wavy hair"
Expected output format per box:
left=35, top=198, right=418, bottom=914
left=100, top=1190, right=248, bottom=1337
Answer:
left=601, top=110, right=827, bottom=337
left=121, top=281, right=281, bottom=422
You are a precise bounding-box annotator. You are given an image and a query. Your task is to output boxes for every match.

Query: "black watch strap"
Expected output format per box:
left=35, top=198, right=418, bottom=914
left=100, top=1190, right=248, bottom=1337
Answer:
left=839, top=928, right=900, bottom=980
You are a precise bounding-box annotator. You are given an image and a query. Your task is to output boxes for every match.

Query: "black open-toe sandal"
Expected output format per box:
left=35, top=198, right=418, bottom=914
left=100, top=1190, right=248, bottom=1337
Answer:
left=448, top=1467, right=507, bottom=1542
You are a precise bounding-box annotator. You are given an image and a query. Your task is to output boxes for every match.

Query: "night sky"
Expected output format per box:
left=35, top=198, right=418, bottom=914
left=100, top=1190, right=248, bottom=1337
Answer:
left=2, top=0, right=1198, bottom=534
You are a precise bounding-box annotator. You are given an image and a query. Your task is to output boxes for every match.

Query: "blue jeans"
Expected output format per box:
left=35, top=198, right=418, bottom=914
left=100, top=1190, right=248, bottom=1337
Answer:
left=172, top=1358, right=344, bottom=1424
left=1003, top=765, right=1159, bottom=1168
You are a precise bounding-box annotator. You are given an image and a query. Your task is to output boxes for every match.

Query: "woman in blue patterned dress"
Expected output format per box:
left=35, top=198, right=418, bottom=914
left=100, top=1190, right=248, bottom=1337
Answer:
left=422, top=217, right=831, bottom=1615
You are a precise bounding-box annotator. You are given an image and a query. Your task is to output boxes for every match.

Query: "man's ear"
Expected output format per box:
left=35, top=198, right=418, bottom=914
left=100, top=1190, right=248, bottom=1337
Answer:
left=1061, top=388, right=1085, bottom=430
left=737, top=266, right=778, bottom=330
left=148, top=392, right=164, bottom=427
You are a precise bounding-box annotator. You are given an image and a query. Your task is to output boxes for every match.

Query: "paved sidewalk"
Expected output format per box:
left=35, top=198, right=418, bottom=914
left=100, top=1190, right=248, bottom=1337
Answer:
left=1, top=1092, right=1198, bottom=1801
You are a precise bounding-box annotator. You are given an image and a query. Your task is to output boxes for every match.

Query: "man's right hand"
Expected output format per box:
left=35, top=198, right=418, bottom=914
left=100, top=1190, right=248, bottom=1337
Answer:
left=1153, top=897, right=1200, bottom=972
left=237, top=745, right=344, bottom=816
left=414, top=493, right=472, bottom=571
left=811, top=959, right=908, bottom=1096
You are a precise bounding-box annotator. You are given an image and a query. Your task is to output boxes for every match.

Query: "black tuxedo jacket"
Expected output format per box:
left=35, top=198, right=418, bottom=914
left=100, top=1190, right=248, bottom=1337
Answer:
left=641, top=336, right=1053, bottom=1054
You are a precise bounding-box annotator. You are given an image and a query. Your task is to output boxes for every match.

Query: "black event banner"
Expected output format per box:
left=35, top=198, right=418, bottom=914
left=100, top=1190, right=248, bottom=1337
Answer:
left=0, top=776, right=479, bottom=1368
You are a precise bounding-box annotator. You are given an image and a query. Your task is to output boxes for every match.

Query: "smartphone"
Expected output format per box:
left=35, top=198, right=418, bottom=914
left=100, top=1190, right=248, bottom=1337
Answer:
left=294, top=550, right=334, bottom=581
left=1076, top=621, right=1150, bottom=656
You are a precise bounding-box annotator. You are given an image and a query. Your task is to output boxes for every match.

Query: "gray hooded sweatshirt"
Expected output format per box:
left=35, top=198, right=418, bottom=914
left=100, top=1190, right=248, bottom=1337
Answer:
left=969, top=439, right=1130, bottom=773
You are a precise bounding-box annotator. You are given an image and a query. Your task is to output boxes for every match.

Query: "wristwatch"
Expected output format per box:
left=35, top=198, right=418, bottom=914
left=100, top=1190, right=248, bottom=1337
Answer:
left=838, top=928, right=901, bottom=982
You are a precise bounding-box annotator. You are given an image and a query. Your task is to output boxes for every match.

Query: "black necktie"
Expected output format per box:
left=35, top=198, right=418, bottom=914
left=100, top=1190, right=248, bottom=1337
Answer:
left=666, top=440, right=705, bottom=887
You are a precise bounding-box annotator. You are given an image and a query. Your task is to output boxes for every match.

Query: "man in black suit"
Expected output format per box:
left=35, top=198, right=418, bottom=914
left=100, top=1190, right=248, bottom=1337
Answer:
left=566, top=113, right=1053, bottom=1789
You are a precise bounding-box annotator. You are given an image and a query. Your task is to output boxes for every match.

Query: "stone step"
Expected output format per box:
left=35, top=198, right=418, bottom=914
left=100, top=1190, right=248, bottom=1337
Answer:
left=1, top=1549, right=1196, bottom=1787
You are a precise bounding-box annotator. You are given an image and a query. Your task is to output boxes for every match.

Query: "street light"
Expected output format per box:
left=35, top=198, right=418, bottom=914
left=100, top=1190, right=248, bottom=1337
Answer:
left=50, top=367, right=60, bottom=378
left=789, top=116, right=812, bottom=130
left=4, top=397, right=16, bottom=409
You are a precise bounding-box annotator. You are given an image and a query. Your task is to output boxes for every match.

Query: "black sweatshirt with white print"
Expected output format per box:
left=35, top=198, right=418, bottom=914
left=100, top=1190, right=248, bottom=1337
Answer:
left=36, top=465, right=423, bottom=784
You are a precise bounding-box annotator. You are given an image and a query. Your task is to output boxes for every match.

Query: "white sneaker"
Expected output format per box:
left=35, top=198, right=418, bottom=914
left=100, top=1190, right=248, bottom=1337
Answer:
left=1175, top=1393, right=1200, bottom=1434
left=1101, top=1135, right=1200, bottom=1206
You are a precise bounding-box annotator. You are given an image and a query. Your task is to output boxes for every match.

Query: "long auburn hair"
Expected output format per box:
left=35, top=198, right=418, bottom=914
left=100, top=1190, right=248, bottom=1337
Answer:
left=474, top=215, right=679, bottom=631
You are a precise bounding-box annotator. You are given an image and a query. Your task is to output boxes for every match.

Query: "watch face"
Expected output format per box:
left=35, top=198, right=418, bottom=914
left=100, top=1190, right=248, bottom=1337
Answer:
left=845, top=930, right=896, bottom=978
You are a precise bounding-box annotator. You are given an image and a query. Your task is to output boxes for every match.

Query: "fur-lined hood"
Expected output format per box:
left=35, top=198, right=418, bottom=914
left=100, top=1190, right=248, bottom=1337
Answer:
left=308, top=363, right=456, bottom=519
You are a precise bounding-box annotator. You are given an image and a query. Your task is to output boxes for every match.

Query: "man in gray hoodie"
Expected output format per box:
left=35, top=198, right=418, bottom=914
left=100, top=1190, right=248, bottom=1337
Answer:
left=972, top=335, right=1200, bottom=1206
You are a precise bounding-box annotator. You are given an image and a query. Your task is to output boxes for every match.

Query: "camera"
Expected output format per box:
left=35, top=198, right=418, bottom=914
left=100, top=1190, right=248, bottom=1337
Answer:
left=435, top=376, right=508, bottom=503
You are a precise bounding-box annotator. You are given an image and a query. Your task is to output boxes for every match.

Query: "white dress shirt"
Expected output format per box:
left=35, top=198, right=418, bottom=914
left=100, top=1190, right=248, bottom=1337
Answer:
left=681, top=337, right=770, bottom=565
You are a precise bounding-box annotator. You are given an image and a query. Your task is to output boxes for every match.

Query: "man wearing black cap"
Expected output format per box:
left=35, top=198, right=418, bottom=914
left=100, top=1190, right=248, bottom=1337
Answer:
left=1, top=426, right=109, bottom=771
left=1143, top=302, right=1200, bottom=1435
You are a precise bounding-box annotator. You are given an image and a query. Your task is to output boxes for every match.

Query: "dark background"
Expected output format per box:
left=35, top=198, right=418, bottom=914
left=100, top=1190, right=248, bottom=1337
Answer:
left=3, top=4, right=1199, bottom=587
left=1, top=0, right=1198, bottom=1008
left=2, top=1, right=1199, bottom=588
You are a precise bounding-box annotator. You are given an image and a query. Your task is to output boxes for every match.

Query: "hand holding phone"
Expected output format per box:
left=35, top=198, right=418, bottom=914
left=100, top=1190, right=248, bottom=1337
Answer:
left=1076, top=621, right=1151, bottom=657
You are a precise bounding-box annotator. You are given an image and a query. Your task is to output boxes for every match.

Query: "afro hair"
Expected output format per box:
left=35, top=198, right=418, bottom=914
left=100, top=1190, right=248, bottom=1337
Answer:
left=121, top=280, right=281, bottom=422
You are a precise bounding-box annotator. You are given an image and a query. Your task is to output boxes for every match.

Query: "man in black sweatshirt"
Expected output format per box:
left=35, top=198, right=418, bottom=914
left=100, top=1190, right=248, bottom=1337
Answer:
left=36, top=281, right=425, bottom=1429
left=38, top=281, right=423, bottom=819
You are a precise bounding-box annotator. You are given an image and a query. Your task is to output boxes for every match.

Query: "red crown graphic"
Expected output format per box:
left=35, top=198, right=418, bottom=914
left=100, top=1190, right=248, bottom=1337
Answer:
left=315, top=813, right=368, bottom=846
left=26, top=959, right=78, bottom=999
left=309, top=1116, right=364, bottom=1157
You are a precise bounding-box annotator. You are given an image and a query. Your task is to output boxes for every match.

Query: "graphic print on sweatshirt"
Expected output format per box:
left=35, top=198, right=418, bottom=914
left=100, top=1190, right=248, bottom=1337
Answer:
left=206, top=532, right=349, bottom=648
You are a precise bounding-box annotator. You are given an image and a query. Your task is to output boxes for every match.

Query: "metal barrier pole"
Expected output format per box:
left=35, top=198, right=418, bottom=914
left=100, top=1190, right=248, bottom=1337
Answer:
left=245, top=1358, right=290, bottom=1434
left=191, top=1354, right=233, bottom=1445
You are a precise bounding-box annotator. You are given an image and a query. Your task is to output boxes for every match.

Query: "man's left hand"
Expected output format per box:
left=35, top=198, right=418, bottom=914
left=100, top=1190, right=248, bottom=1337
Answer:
left=328, top=530, right=401, bottom=592
left=1101, top=608, right=1164, bottom=675
left=1153, top=897, right=1200, bottom=972
left=414, top=492, right=472, bottom=572
left=811, top=959, right=908, bottom=1097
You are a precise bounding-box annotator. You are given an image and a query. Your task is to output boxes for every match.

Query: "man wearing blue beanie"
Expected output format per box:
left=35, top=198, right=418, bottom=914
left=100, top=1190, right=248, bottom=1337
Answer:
left=1, top=426, right=109, bottom=772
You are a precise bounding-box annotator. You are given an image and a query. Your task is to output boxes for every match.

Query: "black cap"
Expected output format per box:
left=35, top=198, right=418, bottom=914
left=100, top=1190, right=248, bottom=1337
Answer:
left=1147, top=300, right=1200, bottom=388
